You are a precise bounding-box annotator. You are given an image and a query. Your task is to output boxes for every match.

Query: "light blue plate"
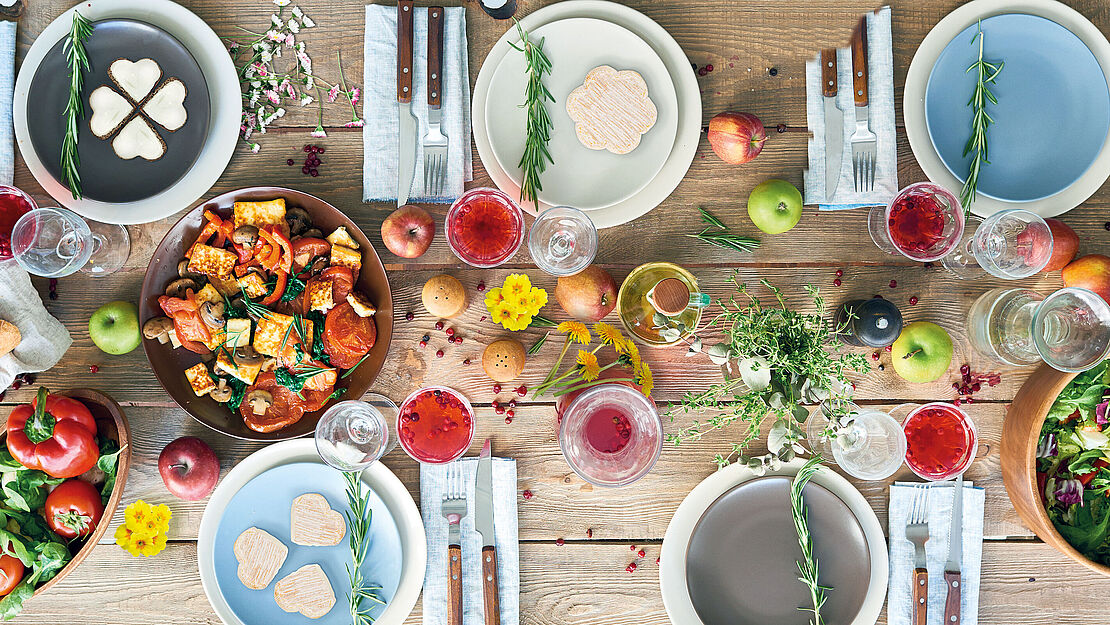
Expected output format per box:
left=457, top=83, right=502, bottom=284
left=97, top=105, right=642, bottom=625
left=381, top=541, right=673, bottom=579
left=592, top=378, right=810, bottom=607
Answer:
left=212, top=462, right=403, bottom=625
left=925, top=13, right=1110, bottom=202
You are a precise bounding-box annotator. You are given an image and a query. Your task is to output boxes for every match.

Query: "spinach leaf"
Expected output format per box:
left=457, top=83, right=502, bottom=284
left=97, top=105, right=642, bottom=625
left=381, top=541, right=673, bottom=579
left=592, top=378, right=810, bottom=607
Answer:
left=1056, top=498, right=1110, bottom=556
left=0, top=578, right=35, bottom=621
left=96, top=437, right=124, bottom=504
left=1, top=470, right=61, bottom=512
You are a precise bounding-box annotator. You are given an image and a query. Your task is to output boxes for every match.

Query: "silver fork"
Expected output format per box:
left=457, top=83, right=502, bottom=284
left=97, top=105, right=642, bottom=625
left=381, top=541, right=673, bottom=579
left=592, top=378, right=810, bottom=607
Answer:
left=423, top=6, right=449, bottom=198
left=850, top=16, right=876, bottom=193
left=441, top=461, right=467, bottom=625
left=905, top=484, right=931, bottom=625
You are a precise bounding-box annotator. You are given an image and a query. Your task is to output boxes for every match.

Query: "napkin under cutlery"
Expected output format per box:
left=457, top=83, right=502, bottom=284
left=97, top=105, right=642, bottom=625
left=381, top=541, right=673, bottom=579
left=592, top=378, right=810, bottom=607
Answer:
left=0, top=262, right=73, bottom=390
left=804, top=7, right=898, bottom=209
left=888, top=480, right=985, bottom=625
left=420, top=457, right=519, bottom=625
left=363, top=5, right=472, bottom=204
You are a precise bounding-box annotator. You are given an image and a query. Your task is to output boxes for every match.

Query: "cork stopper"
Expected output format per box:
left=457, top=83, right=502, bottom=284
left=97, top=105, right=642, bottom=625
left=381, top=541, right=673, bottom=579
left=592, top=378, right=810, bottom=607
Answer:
left=649, top=278, right=691, bottom=316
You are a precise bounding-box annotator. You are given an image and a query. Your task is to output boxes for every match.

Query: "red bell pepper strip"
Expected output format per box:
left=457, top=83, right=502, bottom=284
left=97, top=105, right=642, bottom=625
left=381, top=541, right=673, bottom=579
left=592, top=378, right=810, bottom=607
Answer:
left=1077, top=458, right=1110, bottom=486
left=261, top=269, right=289, bottom=306
left=256, top=226, right=292, bottom=273
left=6, top=387, right=99, bottom=478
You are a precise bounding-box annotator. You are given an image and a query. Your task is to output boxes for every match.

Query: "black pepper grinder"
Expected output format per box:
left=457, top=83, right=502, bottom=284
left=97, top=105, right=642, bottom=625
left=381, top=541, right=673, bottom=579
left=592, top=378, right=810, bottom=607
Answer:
left=479, top=0, right=517, bottom=19
left=836, top=298, right=903, bottom=348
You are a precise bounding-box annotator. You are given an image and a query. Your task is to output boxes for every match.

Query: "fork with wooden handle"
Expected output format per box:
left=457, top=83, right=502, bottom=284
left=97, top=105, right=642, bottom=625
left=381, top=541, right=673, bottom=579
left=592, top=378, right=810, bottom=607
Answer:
left=905, top=484, right=931, bottom=625
left=440, top=462, right=466, bottom=625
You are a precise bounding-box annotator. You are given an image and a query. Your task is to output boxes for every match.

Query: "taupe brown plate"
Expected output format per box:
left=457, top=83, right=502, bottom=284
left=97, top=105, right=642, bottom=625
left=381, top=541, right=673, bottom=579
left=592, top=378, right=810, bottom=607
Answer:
left=139, top=187, right=393, bottom=441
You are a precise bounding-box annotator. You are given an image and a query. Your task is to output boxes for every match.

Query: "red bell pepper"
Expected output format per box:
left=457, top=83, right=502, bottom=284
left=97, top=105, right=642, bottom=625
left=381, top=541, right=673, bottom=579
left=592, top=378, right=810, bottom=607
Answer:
left=257, top=226, right=293, bottom=273
left=159, top=293, right=212, bottom=353
left=6, top=388, right=99, bottom=478
left=262, top=269, right=289, bottom=306
left=1077, top=458, right=1110, bottom=486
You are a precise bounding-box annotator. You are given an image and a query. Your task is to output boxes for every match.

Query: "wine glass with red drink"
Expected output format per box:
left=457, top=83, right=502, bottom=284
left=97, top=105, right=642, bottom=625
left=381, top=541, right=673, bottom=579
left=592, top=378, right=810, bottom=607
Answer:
left=0, top=185, right=36, bottom=263
left=445, top=187, right=525, bottom=268
left=902, top=402, right=977, bottom=481
left=868, top=182, right=965, bottom=262
left=396, top=386, right=475, bottom=464
left=558, top=383, right=662, bottom=487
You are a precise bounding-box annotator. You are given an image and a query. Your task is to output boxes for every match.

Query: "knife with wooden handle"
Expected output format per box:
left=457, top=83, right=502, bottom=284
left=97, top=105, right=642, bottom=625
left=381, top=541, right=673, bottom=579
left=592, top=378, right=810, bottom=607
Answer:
left=944, top=476, right=964, bottom=625
left=820, top=48, right=844, bottom=200
left=396, top=0, right=418, bottom=206
left=851, top=16, right=869, bottom=109
left=475, top=439, right=500, bottom=625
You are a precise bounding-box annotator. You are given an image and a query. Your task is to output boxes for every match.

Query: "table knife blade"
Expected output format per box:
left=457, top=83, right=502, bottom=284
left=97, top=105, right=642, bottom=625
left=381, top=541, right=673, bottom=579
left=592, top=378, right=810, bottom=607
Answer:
left=944, top=475, right=964, bottom=625
left=820, top=48, right=844, bottom=201
left=475, top=439, right=501, bottom=625
left=396, top=0, right=418, bottom=206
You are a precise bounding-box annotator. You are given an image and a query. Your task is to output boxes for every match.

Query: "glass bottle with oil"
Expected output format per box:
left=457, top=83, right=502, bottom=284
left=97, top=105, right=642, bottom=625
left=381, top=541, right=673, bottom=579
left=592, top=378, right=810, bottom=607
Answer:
left=617, top=262, right=708, bottom=347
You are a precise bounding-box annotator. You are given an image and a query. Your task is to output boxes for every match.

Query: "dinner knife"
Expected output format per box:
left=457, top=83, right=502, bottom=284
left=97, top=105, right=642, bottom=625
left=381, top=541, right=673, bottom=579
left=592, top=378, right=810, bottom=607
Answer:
left=475, top=439, right=500, bottom=625
left=820, top=48, right=844, bottom=201
left=396, top=0, right=418, bottom=206
left=945, top=475, right=964, bottom=625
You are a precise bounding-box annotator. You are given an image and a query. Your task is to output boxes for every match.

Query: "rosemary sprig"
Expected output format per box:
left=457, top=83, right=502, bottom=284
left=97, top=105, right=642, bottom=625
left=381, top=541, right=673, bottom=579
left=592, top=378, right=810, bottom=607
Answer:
left=960, top=20, right=1003, bottom=214
left=343, top=471, right=385, bottom=625
left=686, top=207, right=760, bottom=254
left=509, top=19, right=554, bottom=207
left=61, top=11, right=94, bottom=200
left=528, top=332, right=550, bottom=356
left=528, top=314, right=558, bottom=328
left=791, top=456, right=831, bottom=625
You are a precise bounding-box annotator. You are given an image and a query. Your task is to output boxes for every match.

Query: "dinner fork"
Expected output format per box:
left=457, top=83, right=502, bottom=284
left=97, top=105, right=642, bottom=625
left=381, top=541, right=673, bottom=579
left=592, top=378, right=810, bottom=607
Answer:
left=850, top=16, right=876, bottom=193
left=441, top=461, right=467, bottom=625
left=905, top=484, right=931, bottom=625
left=423, top=6, right=449, bottom=198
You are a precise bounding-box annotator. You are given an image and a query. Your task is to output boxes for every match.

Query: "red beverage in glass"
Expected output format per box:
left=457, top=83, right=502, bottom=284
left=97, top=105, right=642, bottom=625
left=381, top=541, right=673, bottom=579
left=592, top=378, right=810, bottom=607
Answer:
left=559, top=384, right=662, bottom=487
left=397, top=387, right=475, bottom=463
left=584, top=407, right=633, bottom=454
left=871, top=182, right=964, bottom=262
left=902, top=402, right=977, bottom=480
left=0, top=186, right=36, bottom=260
left=446, top=187, right=525, bottom=268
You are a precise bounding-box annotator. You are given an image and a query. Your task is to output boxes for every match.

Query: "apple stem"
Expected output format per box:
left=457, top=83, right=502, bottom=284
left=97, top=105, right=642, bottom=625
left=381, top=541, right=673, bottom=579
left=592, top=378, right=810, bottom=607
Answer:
left=902, top=348, right=923, bottom=360
left=170, top=463, right=189, bottom=471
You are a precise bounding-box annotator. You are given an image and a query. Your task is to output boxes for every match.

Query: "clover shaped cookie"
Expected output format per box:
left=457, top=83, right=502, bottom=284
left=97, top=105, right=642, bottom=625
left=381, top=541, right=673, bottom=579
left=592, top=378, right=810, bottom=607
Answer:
left=88, top=58, right=188, bottom=161
left=566, top=65, right=658, bottom=155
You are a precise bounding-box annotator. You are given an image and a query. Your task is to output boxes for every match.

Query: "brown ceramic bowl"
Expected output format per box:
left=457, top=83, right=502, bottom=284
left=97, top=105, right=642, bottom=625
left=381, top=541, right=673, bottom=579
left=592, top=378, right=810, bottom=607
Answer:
left=139, top=187, right=393, bottom=441
left=1001, top=363, right=1110, bottom=576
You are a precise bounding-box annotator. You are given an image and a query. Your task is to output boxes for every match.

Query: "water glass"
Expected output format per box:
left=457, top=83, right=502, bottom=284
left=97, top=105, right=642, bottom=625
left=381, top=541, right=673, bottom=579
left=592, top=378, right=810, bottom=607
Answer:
left=527, top=206, right=597, bottom=276
left=559, top=383, right=662, bottom=487
left=314, top=395, right=399, bottom=472
left=942, top=208, right=1053, bottom=279
left=11, top=207, right=129, bottom=277
left=807, top=402, right=907, bottom=481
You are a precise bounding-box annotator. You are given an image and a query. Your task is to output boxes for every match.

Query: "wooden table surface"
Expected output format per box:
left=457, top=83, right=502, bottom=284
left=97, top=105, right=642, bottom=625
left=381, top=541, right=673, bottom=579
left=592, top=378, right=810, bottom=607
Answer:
left=5, top=0, right=1110, bottom=623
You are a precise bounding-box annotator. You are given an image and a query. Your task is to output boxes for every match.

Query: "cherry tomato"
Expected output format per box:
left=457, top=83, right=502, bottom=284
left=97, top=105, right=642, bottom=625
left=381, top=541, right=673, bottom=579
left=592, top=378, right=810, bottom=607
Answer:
left=322, top=302, right=377, bottom=368
left=45, top=479, right=104, bottom=539
left=0, top=555, right=24, bottom=596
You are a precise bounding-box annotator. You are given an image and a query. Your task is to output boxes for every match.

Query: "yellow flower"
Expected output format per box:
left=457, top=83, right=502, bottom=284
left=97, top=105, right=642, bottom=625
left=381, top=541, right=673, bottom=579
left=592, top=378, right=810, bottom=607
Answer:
left=576, top=350, right=600, bottom=381
left=626, top=341, right=642, bottom=370
left=140, top=533, right=168, bottom=557
left=133, top=517, right=162, bottom=538
left=150, top=504, right=172, bottom=532
left=513, top=293, right=531, bottom=313
left=114, top=524, right=133, bottom=550
left=503, top=310, right=532, bottom=332
left=503, top=274, right=532, bottom=298
left=525, top=288, right=548, bottom=316
left=636, top=361, right=654, bottom=397
left=124, top=500, right=151, bottom=528
left=594, top=322, right=625, bottom=347
left=484, top=287, right=506, bottom=312
left=557, top=321, right=590, bottom=345
left=126, top=533, right=152, bottom=558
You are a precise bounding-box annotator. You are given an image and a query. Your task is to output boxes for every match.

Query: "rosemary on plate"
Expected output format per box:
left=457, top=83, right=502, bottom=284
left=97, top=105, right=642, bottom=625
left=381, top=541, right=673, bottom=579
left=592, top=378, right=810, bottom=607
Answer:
left=61, top=11, right=94, bottom=200
left=686, top=207, right=760, bottom=254
left=960, top=20, right=1004, bottom=214
left=344, top=471, right=385, bottom=625
left=509, top=19, right=554, bottom=207
left=791, top=456, right=831, bottom=625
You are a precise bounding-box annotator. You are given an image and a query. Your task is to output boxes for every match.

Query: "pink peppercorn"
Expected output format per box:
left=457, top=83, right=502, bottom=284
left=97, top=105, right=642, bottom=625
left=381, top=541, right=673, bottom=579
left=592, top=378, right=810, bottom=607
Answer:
left=522, top=489, right=533, bottom=500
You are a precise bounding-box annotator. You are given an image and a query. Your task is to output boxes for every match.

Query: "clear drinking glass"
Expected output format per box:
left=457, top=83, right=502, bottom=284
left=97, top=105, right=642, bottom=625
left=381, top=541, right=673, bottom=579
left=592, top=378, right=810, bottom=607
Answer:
left=968, top=287, right=1110, bottom=372
left=806, top=401, right=907, bottom=481
left=11, top=207, right=129, bottom=277
left=868, top=182, right=965, bottom=262
left=445, top=187, right=525, bottom=268
left=941, top=208, right=1053, bottom=279
left=902, top=402, right=977, bottom=481
left=559, top=383, right=662, bottom=487
left=527, top=206, right=597, bottom=276
left=314, top=394, right=399, bottom=472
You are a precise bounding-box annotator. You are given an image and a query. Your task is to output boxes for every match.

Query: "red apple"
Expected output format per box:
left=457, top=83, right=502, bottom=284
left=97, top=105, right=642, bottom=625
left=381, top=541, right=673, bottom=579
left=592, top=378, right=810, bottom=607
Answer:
left=707, top=112, right=767, bottom=165
left=381, top=205, right=435, bottom=259
left=1063, top=254, right=1110, bottom=305
left=1042, top=218, right=1079, bottom=272
left=158, top=437, right=220, bottom=501
left=555, top=266, right=618, bottom=322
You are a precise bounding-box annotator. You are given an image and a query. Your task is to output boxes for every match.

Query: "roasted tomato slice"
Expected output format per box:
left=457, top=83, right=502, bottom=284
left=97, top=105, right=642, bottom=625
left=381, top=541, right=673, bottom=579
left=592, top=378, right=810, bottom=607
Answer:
left=239, top=373, right=308, bottom=433
left=321, top=266, right=354, bottom=302
left=301, top=387, right=336, bottom=412
left=322, top=302, right=377, bottom=369
left=291, top=237, right=331, bottom=273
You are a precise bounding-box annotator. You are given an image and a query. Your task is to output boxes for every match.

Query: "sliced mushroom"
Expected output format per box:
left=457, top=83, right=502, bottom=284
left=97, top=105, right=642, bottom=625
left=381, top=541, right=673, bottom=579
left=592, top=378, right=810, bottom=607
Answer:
left=246, top=390, right=273, bottom=415
left=165, top=278, right=198, bottom=298
left=142, top=317, right=175, bottom=344
left=210, top=378, right=234, bottom=403
left=285, top=207, right=312, bottom=236
left=232, top=225, right=259, bottom=247
left=233, top=346, right=265, bottom=367
left=199, top=301, right=226, bottom=329
left=177, top=258, right=205, bottom=281
left=301, top=228, right=323, bottom=239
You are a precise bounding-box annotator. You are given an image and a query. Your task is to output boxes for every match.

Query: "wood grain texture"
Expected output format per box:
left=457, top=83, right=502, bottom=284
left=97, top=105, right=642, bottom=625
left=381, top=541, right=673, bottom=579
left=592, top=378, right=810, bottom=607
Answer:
left=482, top=545, right=502, bottom=625
left=912, top=567, right=928, bottom=625
left=448, top=543, right=463, bottom=625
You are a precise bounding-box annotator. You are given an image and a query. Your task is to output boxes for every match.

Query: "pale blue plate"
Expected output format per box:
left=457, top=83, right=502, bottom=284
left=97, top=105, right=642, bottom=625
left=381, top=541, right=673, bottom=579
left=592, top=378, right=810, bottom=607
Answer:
left=925, top=13, right=1110, bottom=202
left=212, top=462, right=403, bottom=625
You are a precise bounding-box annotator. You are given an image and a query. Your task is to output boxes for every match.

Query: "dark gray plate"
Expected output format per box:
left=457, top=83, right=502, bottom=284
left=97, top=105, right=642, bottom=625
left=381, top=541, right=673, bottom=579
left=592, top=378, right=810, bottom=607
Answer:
left=686, top=476, right=871, bottom=625
left=26, top=19, right=211, bottom=204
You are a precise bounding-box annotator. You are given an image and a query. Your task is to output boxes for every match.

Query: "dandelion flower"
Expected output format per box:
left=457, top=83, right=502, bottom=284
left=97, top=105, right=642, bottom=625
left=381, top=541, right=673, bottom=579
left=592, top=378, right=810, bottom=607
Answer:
left=576, top=350, right=600, bottom=381
left=557, top=321, right=590, bottom=345
left=626, top=341, right=642, bottom=370
left=594, top=322, right=624, bottom=347
left=503, top=274, right=532, bottom=298
left=636, top=361, right=654, bottom=397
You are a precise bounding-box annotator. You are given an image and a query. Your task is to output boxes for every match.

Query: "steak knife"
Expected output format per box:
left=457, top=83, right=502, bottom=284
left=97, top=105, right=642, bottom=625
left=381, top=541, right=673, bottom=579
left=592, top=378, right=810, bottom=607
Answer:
left=474, top=439, right=500, bottom=625
left=821, top=48, right=844, bottom=201
left=396, top=0, right=418, bottom=206
left=944, top=475, right=964, bottom=625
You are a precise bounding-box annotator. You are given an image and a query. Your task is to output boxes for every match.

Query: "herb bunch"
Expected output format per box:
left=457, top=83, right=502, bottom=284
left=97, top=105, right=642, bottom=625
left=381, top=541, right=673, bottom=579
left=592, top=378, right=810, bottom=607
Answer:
left=343, top=471, right=384, bottom=625
left=791, top=456, right=830, bottom=625
left=509, top=19, right=554, bottom=207
left=960, top=20, right=1004, bottom=214
left=687, top=207, right=760, bottom=254
left=61, top=11, right=94, bottom=200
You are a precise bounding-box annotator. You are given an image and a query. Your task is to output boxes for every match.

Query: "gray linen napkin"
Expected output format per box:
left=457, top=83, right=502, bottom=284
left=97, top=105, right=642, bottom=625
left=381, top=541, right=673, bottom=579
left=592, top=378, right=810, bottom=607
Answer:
left=420, top=458, right=519, bottom=625
left=804, top=7, right=898, bottom=209
left=888, top=481, right=984, bottom=625
left=0, top=262, right=72, bottom=390
left=363, top=5, right=472, bottom=204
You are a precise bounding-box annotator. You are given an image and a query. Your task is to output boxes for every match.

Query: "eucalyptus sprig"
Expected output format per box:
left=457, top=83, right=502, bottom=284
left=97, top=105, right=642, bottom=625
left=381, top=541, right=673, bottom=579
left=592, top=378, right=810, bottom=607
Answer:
left=687, top=207, right=760, bottom=254
left=792, top=456, right=831, bottom=625
left=509, top=19, right=554, bottom=207
left=61, top=11, right=94, bottom=200
left=960, top=20, right=1004, bottom=214
left=344, top=471, right=385, bottom=625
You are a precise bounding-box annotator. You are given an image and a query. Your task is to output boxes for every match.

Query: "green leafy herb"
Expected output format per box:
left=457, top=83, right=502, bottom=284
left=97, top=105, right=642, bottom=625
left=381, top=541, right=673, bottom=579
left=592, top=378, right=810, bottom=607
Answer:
left=220, top=376, right=248, bottom=412
left=0, top=471, right=61, bottom=513
left=0, top=506, right=71, bottom=620
left=340, top=352, right=373, bottom=380
left=792, top=456, right=830, bottom=625
left=528, top=314, right=558, bottom=328
left=60, top=11, right=93, bottom=200
left=687, top=207, right=760, bottom=254
left=274, top=363, right=332, bottom=397
left=510, top=19, right=554, bottom=207
left=960, top=20, right=1004, bottom=214
left=343, top=472, right=384, bottom=625
left=528, top=332, right=550, bottom=356
left=95, top=437, right=125, bottom=504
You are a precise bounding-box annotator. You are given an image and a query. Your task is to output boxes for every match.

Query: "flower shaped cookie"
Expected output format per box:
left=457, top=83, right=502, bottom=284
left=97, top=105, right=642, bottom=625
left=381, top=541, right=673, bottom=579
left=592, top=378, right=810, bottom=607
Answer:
left=88, top=58, right=188, bottom=161
left=566, top=65, right=658, bottom=155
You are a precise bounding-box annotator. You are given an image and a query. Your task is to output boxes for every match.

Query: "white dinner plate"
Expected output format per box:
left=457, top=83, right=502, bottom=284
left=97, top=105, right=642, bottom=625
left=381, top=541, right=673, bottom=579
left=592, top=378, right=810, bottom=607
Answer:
left=14, top=0, right=241, bottom=225
left=660, top=459, right=888, bottom=625
left=472, top=0, right=701, bottom=229
left=484, top=17, right=678, bottom=211
left=197, top=440, right=427, bottom=625
left=904, top=0, right=1110, bottom=217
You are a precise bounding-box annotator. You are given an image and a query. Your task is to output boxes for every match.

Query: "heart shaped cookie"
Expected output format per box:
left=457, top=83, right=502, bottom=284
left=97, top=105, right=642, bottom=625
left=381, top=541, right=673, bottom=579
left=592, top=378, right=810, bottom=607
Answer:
left=88, top=86, right=133, bottom=139
left=143, top=78, right=188, bottom=131
left=274, top=563, right=336, bottom=619
left=233, top=527, right=289, bottom=590
left=290, top=493, right=346, bottom=546
left=112, top=117, right=165, bottom=161
left=108, top=58, right=162, bottom=102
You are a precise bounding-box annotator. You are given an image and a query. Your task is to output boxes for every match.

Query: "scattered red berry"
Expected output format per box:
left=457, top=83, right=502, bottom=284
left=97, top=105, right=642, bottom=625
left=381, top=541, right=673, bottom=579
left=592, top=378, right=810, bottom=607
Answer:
left=405, top=311, right=415, bottom=321
left=88, top=365, right=99, bottom=374
left=462, top=358, right=471, bottom=366
left=626, top=563, right=637, bottom=573
left=776, top=123, right=787, bottom=133
left=287, top=158, right=295, bottom=166
left=706, top=64, right=714, bottom=72
left=522, top=489, right=533, bottom=500
left=477, top=281, right=486, bottom=291
left=435, top=350, right=444, bottom=358
left=495, top=405, right=506, bottom=415
left=9, top=380, right=20, bottom=390
left=954, top=398, right=962, bottom=406
left=630, top=544, right=637, bottom=551
left=835, top=269, right=843, bottom=277
left=508, top=399, right=517, bottom=408
left=656, top=557, right=660, bottom=564
left=419, top=340, right=428, bottom=348
left=506, top=410, right=514, bottom=418
left=555, top=538, right=564, bottom=546
left=909, top=296, right=918, bottom=306
left=885, top=344, right=893, bottom=352
left=493, top=384, right=502, bottom=394
left=446, top=327, right=455, bottom=337
left=586, top=528, right=593, bottom=538
left=505, top=416, right=513, bottom=424
left=871, top=352, right=880, bottom=361
left=889, top=280, right=897, bottom=288
left=303, top=145, right=312, bottom=153
left=698, top=67, right=707, bottom=76
left=833, top=278, right=841, bottom=287
left=435, top=321, right=445, bottom=330
left=960, top=364, right=971, bottom=375
left=515, top=385, right=527, bottom=397
left=638, top=549, right=646, bottom=558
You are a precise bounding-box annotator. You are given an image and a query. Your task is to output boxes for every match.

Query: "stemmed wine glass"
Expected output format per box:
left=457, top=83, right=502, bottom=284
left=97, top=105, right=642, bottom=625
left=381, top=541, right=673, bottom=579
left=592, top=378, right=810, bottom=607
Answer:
left=314, top=394, right=399, bottom=472
left=527, top=206, right=597, bottom=276
left=11, top=207, right=129, bottom=277
left=868, top=182, right=965, bottom=262
left=806, top=401, right=907, bottom=481
left=941, top=208, right=1054, bottom=279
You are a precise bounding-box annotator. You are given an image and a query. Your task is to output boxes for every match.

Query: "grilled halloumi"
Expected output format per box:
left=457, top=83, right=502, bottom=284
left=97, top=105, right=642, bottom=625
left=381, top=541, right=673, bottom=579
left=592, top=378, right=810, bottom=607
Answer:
left=306, top=279, right=334, bottom=314
left=194, top=283, right=222, bottom=307
left=253, top=313, right=295, bottom=358
left=346, top=292, right=376, bottom=317
left=224, top=318, right=252, bottom=348
left=188, top=244, right=237, bottom=278
left=325, top=226, right=358, bottom=249
left=234, top=198, right=287, bottom=233
left=238, top=272, right=269, bottom=298
left=185, top=363, right=216, bottom=397
left=202, top=326, right=227, bottom=352
left=208, top=274, right=241, bottom=297
left=329, top=245, right=362, bottom=272
left=214, top=350, right=263, bottom=385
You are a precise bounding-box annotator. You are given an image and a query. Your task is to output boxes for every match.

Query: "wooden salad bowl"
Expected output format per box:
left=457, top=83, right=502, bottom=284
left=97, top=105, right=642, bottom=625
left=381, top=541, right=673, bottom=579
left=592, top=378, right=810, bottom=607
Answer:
left=138, top=187, right=394, bottom=441
left=0, top=389, right=133, bottom=597
left=1001, top=364, right=1110, bottom=576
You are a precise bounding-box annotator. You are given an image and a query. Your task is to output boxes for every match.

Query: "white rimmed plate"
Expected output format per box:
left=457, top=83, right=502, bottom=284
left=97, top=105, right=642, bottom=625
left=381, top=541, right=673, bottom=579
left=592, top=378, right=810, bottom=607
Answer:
left=198, top=440, right=426, bottom=625
left=660, top=459, right=888, bottom=625
left=904, top=0, right=1110, bottom=217
left=484, top=17, right=678, bottom=211
left=14, top=0, right=241, bottom=225
left=472, top=0, right=701, bottom=229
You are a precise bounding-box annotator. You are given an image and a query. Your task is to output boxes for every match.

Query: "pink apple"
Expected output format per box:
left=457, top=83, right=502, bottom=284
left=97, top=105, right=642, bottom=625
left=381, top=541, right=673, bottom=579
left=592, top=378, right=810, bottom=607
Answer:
left=555, top=266, right=618, bottom=322
left=381, top=205, right=435, bottom=259
left=158, top=437, right=220, bottom=501
left=707, top=112, right=767, bottom=165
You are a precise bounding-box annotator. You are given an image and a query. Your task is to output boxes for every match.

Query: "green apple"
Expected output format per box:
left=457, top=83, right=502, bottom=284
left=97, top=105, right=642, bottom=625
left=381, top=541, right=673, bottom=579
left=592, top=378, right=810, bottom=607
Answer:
left=747, top=179, right=803, bottom=234
left=89, top=301, right=141, bottom=355
left=891, top=321, right=953, bottom=383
